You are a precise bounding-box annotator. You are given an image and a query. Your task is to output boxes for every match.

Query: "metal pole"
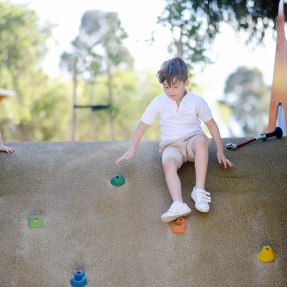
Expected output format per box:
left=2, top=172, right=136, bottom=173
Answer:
left=71, top=57, right=77, bottom=141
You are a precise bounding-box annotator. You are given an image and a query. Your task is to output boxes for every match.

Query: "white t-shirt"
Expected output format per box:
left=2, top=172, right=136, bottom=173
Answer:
left=141, top=90, right=213, bottom=141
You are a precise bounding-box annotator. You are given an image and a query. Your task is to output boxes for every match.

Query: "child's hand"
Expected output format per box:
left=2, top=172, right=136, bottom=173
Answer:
left=0, top=145, right=15, bottom=154
left=217, top=151, right=233, bottom=168
left=115, top=151, right=134, bottom=165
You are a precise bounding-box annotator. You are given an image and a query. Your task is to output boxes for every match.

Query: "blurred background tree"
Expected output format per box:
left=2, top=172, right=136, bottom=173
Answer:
left=61, top=10, right=134, bottom=141
left=158, top=1, right=212, bottom=73
left=0, top=1, right=71, bottom=141
left=217, top=67, right=270, bottom=136
left=158, top=0, right=285, bottom=63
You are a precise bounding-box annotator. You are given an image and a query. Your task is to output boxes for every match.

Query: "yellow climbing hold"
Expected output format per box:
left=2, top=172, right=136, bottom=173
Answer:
left=258, top=245, right=276, bottom=263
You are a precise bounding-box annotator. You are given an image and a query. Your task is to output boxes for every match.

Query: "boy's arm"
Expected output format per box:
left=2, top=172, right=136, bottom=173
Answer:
left=204, top=119, right=233, bottom=168
left=115, top=121, right=150, bottom=165
left=0, top=131, right=15, bottom=153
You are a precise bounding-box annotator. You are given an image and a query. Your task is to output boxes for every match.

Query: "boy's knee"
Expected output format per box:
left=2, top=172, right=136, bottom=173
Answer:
left=192, top=136, right=209, bottom=153
left=162, top=157, right=180, bottom=172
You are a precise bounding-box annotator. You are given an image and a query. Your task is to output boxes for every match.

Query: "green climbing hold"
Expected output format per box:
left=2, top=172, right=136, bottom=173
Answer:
left=110, top=174, right=126, bottom=187
left=28, top=216, right=44, bottom=228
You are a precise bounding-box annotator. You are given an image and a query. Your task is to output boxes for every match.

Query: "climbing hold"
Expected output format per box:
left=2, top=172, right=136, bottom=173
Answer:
left=70, top=270, right=88, bottom=287
left=258, top=245, right=276, bottom=263
left=170, top=217, right=186, bottom=233
left=110, top=174, right=126, bottom=186
left=28, top=216, right=44, bottom=228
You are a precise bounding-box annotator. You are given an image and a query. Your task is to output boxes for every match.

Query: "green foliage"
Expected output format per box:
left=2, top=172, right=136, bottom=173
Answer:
left=61, top=10, right=133, bottom=79
left=61, top=10, right=134, bottom=140
left=158, top=0, right=211, bottom=71
left=72, top=69, right=137, bottom=141
left=0, top=70, right=72, bottom=141
left=71, top=68, right=165, bottom=141
left=0, top=1, right=71, bottom=142
left=158, top=0, right=284, bottom=68
left=0, top=1, right=53, bottom=77
left=218, top=67, right=270, bottom=136
left=137, top=70, right=163, bottom=140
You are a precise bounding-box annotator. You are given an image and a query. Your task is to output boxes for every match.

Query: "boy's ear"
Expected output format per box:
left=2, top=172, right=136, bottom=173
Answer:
left=185, top=79, right=189, bottom=87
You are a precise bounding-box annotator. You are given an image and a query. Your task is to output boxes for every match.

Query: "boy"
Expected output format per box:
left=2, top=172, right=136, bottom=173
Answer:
left=116, top=57, right=233, bottom=222
left=0, top=131, right=15, bottom=153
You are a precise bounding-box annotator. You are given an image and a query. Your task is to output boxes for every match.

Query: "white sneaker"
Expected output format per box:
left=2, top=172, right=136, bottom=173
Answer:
left=191, top=187, right=211, bottom=212
left=161, top=202, right=191, bottom=223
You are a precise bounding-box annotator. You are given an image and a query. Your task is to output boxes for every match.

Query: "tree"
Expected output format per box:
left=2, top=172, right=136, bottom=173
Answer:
left=0, top=1, right=71, bottom=141
left=61, top=10, right=133, bottom=140
left=0, top=1, right=52, bottom=87
left=158, top=1, right=285, bottom=68
left=71, top=69, right=138, bottom=141
left=218, top=67, right=270, bottom=136
left=158, top=1, right=211, bottom=72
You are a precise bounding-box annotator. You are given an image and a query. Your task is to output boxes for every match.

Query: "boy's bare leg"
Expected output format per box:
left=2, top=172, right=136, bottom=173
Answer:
left=192, top=136, right=209, bottom=189
left=162, top=157, right=183, bottom=202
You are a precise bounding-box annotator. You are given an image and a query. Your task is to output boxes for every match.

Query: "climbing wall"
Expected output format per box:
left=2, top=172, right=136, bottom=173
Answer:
left=0, top=139, right=286, bottom=286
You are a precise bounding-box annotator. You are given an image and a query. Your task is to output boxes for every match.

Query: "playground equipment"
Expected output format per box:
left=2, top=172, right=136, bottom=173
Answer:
left=258, top=246, right=276, bottom=263
left=226, top=127, right=283, bottom=150
left=28, top=216, right=44, bottom=228
left=170, top=217, right=186, bottom=233
left=268, top=0, right=287, bottom=136
left=0, top=139, right=286, bottom=286
left=0, top=88, right=15, bottom=101
left=70, top=270, right=88, bottom=287
left=0, top=2, right=286, bottom=287
left=110, top=174, right=126, bottom=186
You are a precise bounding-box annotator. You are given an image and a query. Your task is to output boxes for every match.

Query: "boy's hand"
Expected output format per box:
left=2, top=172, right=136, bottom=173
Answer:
left=0, top=145, right=15, bottom=154
left=217, top=151, right=233, bottom=168
left=115, top=151, right=134, bottom=165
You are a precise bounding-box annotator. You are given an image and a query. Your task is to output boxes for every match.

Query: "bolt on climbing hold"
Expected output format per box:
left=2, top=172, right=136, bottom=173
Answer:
left=170, top=217, right=186, bottom=233
left=70, top=270, right=88, bottom=287
left=258, top=245, right=276, bottom=263
left=110, top=174, right=126, bottom=186
left=28, top=216, right=44, bottom=228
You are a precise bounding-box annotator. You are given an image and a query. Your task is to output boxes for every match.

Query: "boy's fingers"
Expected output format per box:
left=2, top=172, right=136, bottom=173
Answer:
left=115, top=156, right=128, bottom=165
left=217, top=155, right=221, bottom=163
left=115, top=158, right=123, bottom=165
left=224, top=159, right=233, bottom=168
left=227, top=160, right=233, bottom=167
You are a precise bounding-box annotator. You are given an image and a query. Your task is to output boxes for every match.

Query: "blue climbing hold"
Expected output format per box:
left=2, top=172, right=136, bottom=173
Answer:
left=70, top=270, right=88, bottom=287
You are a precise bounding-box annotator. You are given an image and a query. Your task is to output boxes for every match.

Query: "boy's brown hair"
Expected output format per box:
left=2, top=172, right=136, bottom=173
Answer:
left=156, top=57, right=189, bottom=87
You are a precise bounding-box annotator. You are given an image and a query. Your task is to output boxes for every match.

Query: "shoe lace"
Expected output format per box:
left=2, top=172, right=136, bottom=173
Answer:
left=197, top=189, right=211, bottom=203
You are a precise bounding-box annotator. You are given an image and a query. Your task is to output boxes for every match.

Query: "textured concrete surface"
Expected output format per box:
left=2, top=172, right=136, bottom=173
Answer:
left=0, top=138, right=286, bottom=287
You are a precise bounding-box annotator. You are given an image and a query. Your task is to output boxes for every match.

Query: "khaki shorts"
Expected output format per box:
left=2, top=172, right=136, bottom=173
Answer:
left=159, top=133, right=211, bottom=168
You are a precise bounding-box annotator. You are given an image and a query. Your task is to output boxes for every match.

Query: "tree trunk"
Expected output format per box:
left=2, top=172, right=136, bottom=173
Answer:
left=107, top=65, right=115, bottom=141
left=71, top=58, right=77, bottom=141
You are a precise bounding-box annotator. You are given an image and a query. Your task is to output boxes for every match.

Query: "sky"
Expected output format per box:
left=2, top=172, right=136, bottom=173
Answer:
left=10, top=0, right=281, bottom=136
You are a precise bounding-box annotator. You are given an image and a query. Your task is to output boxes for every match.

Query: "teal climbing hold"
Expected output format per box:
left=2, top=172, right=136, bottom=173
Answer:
left=110, top=174, right=126, bottom=186
left=28, top=216, right=44, bottom=228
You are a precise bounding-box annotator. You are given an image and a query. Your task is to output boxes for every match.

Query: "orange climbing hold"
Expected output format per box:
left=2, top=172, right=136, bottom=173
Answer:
left=170, top=217, right=186, bottom=233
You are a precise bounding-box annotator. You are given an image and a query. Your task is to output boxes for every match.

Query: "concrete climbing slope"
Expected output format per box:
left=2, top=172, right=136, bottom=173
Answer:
left=0, top=138, right=286, bottom=286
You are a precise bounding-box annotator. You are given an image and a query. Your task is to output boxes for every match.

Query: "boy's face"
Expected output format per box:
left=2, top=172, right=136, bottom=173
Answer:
left=162, top=78, right=189, bottom=102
